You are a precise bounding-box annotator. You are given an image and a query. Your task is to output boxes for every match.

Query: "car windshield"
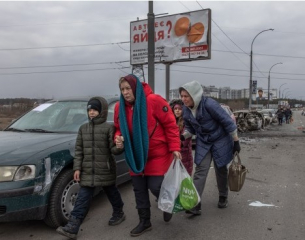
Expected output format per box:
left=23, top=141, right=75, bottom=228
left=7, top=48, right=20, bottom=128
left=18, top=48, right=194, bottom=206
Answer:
left=7, top=101, right=88, bottom=133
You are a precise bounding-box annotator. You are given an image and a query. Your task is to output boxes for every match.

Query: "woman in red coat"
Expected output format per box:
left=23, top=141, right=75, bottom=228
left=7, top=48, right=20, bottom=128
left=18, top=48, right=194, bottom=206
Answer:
left=169, top=99, right=193, bottom=176
left=114, top=74, right=181, bottom=237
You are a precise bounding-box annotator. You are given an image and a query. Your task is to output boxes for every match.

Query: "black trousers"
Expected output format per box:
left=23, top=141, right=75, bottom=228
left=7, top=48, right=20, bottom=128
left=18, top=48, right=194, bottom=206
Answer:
left=131, top=176, right=164, bottom=209
left=278, top=117, right=283, bottom=125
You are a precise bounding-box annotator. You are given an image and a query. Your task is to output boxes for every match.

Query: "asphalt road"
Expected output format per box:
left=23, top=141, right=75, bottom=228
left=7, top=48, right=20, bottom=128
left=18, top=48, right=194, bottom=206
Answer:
left=1, top=110, right=305, bottom=240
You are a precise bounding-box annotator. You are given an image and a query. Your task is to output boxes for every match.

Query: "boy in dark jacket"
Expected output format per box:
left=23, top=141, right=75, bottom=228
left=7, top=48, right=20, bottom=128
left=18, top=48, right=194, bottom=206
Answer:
left=56, top=97, right=125, bottom=239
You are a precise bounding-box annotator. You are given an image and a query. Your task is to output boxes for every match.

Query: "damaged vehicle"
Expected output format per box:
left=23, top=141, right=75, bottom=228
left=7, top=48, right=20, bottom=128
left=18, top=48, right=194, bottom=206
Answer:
left=260, top=109, right=278, bottom=124
left=0, top=97, right=130, bottom=228
left=233, top=110, right=265, bottom=132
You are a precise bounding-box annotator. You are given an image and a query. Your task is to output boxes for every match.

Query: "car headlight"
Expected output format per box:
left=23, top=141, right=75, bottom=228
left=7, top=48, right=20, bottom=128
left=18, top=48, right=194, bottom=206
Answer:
left=0, top=166, right=18, bottom=182
left=0, top=165, right=36, bottom=182
left=14, top=165, right=36, bottom=181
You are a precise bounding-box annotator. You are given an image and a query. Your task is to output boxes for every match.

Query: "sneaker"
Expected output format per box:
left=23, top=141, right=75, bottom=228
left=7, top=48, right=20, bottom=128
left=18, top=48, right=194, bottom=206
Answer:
left=108, top=212, right=126, bottom=226
left=163, top=212, right=173, bottom=222
left=218, top=196, right=228, bottom=208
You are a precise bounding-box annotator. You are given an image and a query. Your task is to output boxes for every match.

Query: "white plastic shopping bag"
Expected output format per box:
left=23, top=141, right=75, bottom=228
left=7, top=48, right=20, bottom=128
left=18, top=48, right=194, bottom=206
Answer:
left=158, top=159, right=200, bottom=213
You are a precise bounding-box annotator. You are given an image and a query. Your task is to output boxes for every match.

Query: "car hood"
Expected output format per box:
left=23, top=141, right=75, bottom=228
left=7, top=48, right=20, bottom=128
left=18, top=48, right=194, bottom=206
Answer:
left=0, top=131, right=76, bottom=165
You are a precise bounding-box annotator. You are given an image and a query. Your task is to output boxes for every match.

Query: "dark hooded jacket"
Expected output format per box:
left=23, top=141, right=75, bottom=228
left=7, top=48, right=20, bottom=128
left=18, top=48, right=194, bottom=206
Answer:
left=73, top=96, right=123, bottom=187
left=179, top=81, right=237, bottom=168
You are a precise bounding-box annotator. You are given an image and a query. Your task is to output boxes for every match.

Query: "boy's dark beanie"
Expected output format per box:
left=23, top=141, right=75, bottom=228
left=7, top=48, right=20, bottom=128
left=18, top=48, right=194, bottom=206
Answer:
left=87, top=99, right=102, bottom=113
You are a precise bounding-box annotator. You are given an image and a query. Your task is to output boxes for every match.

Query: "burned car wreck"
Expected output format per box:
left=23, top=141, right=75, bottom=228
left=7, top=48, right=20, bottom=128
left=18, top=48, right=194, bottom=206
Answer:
left=233, top=110, right=266, bottom=132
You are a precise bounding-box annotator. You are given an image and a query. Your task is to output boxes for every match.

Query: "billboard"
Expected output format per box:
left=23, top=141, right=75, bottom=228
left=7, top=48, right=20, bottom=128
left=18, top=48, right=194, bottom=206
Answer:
left=130, top=9, right=211, bottom=65
left=256, top=89, right=267, bottom=101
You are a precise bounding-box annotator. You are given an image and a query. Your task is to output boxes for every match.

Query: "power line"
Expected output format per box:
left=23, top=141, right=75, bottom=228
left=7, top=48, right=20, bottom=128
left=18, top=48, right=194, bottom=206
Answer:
left=214, top=26, right=305, bottom=36
left=179, top=1, right=191, bottom=11
left=2, top=64, right=305, bottom=82
left=1, top=39, right=304, bottom=61
left=116, top=43, right=129, bottom=51
left=0, top=67, right=130, bottom=76
left=0, top=60, right=129, bottom=70
left=175, top=64, right=305, bottom=76
left=2, top=14, right=305, bottom=37
left=155, top=67, right=305, bottom=81
left=196, top=1, right=247, bottom=55
left=2, top=59, right=305, bottom=78
left=0, top=18, right=133, bottom=28
left=0, top=41, right=130, bottom=51
left=213, top=49, right=305, bottom=60
left=195, top=1, right=266, bottom=78
left=212, top=33, right=249, bottom=70
left=195, top=1, right=267, bottom=78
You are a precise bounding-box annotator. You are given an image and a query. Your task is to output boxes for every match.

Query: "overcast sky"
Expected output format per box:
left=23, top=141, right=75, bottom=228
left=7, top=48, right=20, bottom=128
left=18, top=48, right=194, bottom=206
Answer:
left=0, top=1, right=305, bottom=100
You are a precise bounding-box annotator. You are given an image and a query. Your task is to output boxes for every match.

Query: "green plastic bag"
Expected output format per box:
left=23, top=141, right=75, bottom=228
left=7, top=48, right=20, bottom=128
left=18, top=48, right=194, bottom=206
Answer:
left=172, top=195, right=184, bottom=213
left=179, top=177, right=200, bottom=210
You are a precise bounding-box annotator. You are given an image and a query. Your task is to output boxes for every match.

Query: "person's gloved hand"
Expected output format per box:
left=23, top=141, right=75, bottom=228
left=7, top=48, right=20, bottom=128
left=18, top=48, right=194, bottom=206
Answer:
left=180, top=135, right=185, bottom=141
left=233, top=140, right=241, bottom=153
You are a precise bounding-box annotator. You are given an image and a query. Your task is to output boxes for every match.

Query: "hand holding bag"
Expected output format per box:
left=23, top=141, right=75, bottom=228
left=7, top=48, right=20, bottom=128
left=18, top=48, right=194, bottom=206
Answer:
left=158, top=159, right=184, bottom=213
left=228, top=152, right=248, bottom=192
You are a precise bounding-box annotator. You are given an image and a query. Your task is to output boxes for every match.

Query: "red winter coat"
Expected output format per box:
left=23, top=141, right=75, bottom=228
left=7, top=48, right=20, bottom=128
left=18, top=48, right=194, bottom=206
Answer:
left=114, top=82, right=181, bottom=176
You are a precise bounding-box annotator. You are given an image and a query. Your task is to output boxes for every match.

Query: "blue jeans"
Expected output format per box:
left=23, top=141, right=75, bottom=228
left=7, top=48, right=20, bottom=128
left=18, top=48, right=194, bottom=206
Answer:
left=71, top=185, right=124, bottom=221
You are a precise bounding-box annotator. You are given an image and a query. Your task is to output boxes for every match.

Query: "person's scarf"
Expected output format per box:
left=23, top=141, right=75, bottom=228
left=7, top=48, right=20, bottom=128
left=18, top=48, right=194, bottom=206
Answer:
left=119, top=76, right=149, bottom=174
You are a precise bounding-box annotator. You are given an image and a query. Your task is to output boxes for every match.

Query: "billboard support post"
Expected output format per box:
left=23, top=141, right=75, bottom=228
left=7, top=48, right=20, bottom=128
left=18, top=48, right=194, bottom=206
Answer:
left=165, top=63, right=171, bottom=101
left=147, top=1, right=155, bottom=91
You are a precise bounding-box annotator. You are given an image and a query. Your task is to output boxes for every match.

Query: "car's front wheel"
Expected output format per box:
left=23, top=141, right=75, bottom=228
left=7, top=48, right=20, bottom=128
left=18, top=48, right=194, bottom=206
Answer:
left=44, top=169, right=80, bottom=228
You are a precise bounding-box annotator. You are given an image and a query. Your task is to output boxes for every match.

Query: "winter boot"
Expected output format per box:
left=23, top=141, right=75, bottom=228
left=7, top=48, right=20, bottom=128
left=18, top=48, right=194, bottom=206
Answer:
left=130, top=208, right=152, bottom=237
left=185, top=203, right=201, bottom=215
left=108, top=210, right=126, bottom=226
left=218, top=196, right=228, bottom=208
left=163, top=211, right=173, bottom=222
left=56, top=216, right=81, bottom=240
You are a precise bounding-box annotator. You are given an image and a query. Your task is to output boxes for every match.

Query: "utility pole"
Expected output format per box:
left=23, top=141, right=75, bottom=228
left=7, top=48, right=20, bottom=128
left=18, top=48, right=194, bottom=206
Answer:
left=147, top=1, right=155, bottom=91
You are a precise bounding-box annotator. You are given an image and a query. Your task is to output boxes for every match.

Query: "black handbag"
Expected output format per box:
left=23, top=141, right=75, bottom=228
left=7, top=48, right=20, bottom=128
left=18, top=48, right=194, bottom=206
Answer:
left=228, top=152, right=248, bottom=192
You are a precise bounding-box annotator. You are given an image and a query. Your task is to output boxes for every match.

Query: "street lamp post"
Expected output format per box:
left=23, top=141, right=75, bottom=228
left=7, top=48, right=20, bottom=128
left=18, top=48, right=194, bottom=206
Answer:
left=285, top=91, right=291, bottom=99
left=279, top=83, right=287, bottom=99
left=282, top=88, right=289, bottom=98
left=249, top=28, right=274, bottom=110
left=268, top=62, right=282, bottom=108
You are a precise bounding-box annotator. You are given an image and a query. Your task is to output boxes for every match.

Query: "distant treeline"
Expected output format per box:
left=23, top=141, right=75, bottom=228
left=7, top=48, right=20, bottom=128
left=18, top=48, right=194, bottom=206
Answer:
left=0, top=98, right=49, bottom=105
